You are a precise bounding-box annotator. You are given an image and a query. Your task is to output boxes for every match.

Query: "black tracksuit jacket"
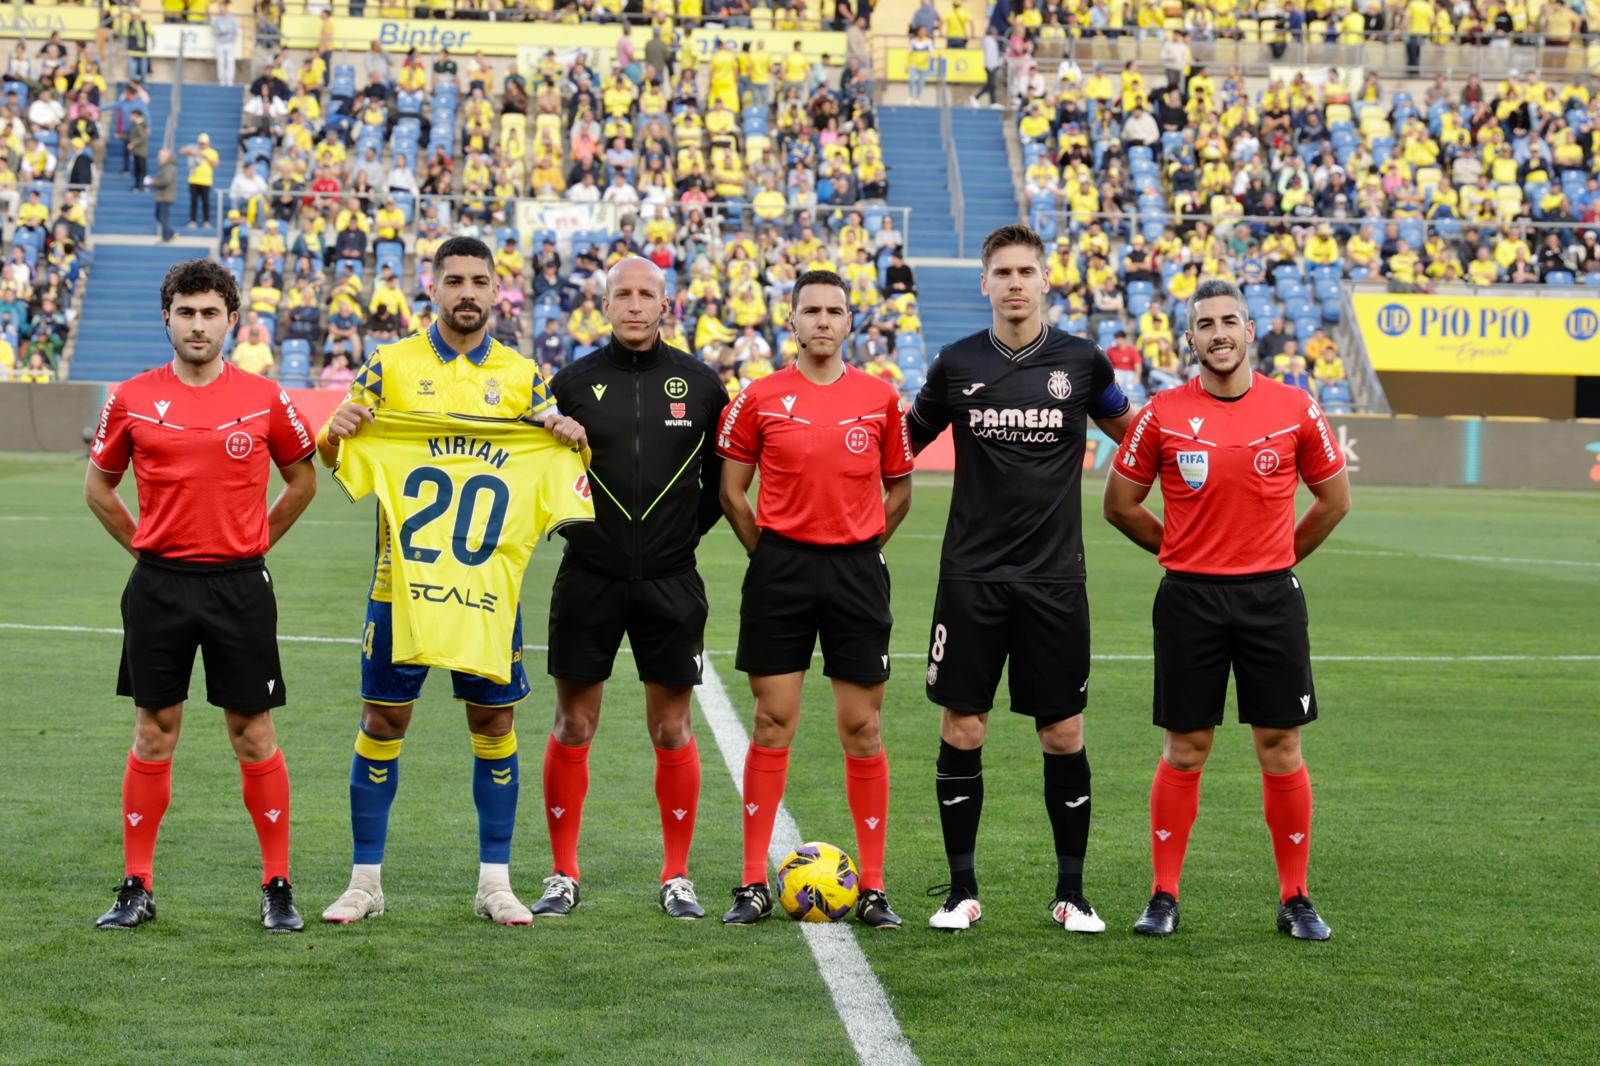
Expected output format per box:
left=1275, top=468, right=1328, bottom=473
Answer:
left=550, top=337, right=729, bottom=579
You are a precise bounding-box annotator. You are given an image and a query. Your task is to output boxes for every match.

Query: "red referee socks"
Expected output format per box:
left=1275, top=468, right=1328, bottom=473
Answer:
left=240, top=748, right=291, bottom=884
left=654, top=738, right=701, bottom=883
left=1262, top=763, right=1314, bottom=903
left=845, top=750, right=890, bottom=892
left=740, top=744, right=790, bottom=884
left=1149, top=758, right=1203, bottom=899
left=542, top=736, right=590, bottom=880
left=121, top=751, right=171, bottom=889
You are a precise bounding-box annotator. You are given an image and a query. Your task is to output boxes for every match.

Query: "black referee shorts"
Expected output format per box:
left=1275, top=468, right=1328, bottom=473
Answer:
left=925, top=579, right=1092, bottom=723
left=1152, top=568, right=1318, bottom=731
left=546, top=556, right=708, bottom=687
left=736, top=532, right=892, bottom=685
left=116, top=555, right=287, bottom=714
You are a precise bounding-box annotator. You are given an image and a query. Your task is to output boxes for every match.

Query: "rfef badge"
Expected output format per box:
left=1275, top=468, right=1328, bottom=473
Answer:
left=1176, top=450, right=1208, bottom=490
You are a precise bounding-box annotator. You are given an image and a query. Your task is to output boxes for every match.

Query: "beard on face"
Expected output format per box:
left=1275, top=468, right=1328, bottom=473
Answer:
left=175, top=331, right=224, bottom=365
left=1198, top=340, right=1246, bottom=375
left=441, top=301, right=484, bottom=335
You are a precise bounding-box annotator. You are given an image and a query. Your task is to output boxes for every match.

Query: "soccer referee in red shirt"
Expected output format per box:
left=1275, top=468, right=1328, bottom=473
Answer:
left=717, top=269, right=914, bottom=928
left=85, top=259, right=319, bottom=931
left=1104, top=278, right=1351, bottom=940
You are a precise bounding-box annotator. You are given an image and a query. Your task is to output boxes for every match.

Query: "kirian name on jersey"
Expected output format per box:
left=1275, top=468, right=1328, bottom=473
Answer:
left=968, top=407, right=1066, bottom=443
left=427, top=435, right=511, bottom=469
left=409, top=583, right=500, bottom=612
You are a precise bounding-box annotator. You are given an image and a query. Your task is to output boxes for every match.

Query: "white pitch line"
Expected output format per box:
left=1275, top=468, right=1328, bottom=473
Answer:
left=694, top=659, right=921, bottom=1066
left=2, top=623, right=1597, bottom=665
left=1321, top=547, right=1600, bottom=569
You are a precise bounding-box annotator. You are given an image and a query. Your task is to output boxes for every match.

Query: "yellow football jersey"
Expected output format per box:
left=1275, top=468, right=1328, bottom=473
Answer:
left=329, top=324, right=560, bottom=605
left=335, top=410, right=593, bottom=684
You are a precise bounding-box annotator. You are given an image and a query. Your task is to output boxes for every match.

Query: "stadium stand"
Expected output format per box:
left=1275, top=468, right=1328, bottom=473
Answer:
left=202, top=30, right=928, bottom=397
left=1010, top=54, right=1599, bottom=404
left=0, top=37, right=103, bottom=383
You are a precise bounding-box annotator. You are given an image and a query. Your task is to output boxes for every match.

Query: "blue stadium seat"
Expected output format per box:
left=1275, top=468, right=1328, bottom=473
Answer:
left=1544, top=271, right=1575, bottom=286
left=1293, top=317, right=1321, bottom=340
left=281, top=340, right=311, bottom=387
left=1585, top=272, right=1600, bottom=288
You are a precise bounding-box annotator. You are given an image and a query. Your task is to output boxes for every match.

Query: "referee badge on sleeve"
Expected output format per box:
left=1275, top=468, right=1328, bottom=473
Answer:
left=1177, top=450, right=1209, bottom=491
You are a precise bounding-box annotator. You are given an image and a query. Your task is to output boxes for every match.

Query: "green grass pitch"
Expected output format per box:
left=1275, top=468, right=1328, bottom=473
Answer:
left=1, top=451, right=1596, bottom=1065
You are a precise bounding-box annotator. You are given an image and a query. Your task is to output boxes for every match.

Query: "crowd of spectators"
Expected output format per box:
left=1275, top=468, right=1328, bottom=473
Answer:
left=920, top=0, right=1596, bottom=51
left=0, top=32, right=104, bottom=382
left=216, top=30, right=922, bottom=390
left=1012, top=52, right=1598, bottom=402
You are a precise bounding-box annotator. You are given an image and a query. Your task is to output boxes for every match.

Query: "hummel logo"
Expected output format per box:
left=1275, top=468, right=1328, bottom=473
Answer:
left=155, top=400, right=171, bottom=418
left=1300, top=694, right=1312, bottom=714
left=1064, top=795, right=1089, bottom=808
left=962, top=382, right=986, bottom=396
left=551, top=806, right=567, bottom=819
left=1154, top=829, right=1172, bottom=841
left=781, top=395, right=797, bottom=413
left=127, top=812, right=143, bottom=827
left=880, top=654, right=889, bottom=668
left=591, top=383, right=608, bottom=400
left=267, top=679, right=275, bottom=694
left=367, top=768, right=388, bottom=784
left=264, top=809, right=282, bottom=823
left=672, top=808, right=688, bottom=821
left=864, top=817, right=880, bottom=830
left=940, top=796, right=971, bottom=806
left=1289, top=832, right=1305, bottom=845
left=490, top=768, right=512, bottom=785
left=745, top=803, right=760, bottom=816
left=1188, top=417, right=1205, bottom=435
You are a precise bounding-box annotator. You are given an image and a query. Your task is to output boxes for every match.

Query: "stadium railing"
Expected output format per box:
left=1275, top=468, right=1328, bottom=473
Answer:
left=213, top=190, right=912, bottom=256
left=936, top=62, right=964, bottom=259
left=1049, top=31, right=1600, bottom=81
left=1335, top=281, right=1391, bottom=415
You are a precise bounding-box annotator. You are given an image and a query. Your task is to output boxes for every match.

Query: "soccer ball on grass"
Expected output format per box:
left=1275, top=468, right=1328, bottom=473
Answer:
left=776, top=842, right=860, bottom=922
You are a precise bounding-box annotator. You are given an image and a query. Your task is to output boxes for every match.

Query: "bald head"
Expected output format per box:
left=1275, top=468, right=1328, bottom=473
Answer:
left=603, top=256, right=669, bottom=350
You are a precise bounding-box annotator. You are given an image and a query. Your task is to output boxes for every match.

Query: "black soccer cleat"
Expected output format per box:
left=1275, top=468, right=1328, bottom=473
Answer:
left=96, top=876, right=156, bottom=930
left=721, top=882, right=773, bottom=925
left=1132, top=891, right=1180, bottom=937
left=531, top=874, right=581, bottom=917
left=1277, top=895, right=1332, bottom=941
left=855, top=888, right=902, bottom=929
left=261, top=876, right=305, bottom=932
left=659, top=876, right=706, bottom=920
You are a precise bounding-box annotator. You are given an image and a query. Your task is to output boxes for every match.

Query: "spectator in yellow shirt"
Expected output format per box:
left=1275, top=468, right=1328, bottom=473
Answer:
left=567, top=296, right=609, bottom=348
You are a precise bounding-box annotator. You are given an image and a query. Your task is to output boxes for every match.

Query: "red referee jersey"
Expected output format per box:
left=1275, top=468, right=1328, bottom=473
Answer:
left=717, top=364, right=913, bottom=545
left=90, top=363, right=317, bottom=561
left=1113, top=374, right=1345, bottom=575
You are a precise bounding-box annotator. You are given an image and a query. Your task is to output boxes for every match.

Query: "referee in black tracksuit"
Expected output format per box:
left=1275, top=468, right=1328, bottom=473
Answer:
left=532, top=257, right=728, bottom=922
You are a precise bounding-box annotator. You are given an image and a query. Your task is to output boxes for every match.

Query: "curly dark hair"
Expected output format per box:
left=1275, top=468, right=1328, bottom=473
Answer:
left=159, top=258, right=241, bottom=315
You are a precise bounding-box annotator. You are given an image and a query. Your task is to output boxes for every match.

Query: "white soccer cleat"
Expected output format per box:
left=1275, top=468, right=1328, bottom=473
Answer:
left=928, top=888, right=983, bottom=931
left=322, top=876, right=385, bottom=924
left=1051, top=894, right=1106, bottom=934
left=474, top=882, right=534, bottom=926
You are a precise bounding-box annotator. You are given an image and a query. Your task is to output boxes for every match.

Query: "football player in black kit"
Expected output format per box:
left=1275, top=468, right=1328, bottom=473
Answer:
left=908, top=225, right=1137, bottom=933
left=534, top=256, right=728, bottom=921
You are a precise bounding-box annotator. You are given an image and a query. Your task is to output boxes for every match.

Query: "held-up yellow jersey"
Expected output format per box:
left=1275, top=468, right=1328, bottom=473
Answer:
left=335, top=410, right=593, bottom=684
left=323, top=324, right=560, bottom=603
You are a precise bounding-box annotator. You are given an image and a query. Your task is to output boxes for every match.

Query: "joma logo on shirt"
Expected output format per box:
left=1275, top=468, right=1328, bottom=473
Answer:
left=408, top=584, right=499, bottom=612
